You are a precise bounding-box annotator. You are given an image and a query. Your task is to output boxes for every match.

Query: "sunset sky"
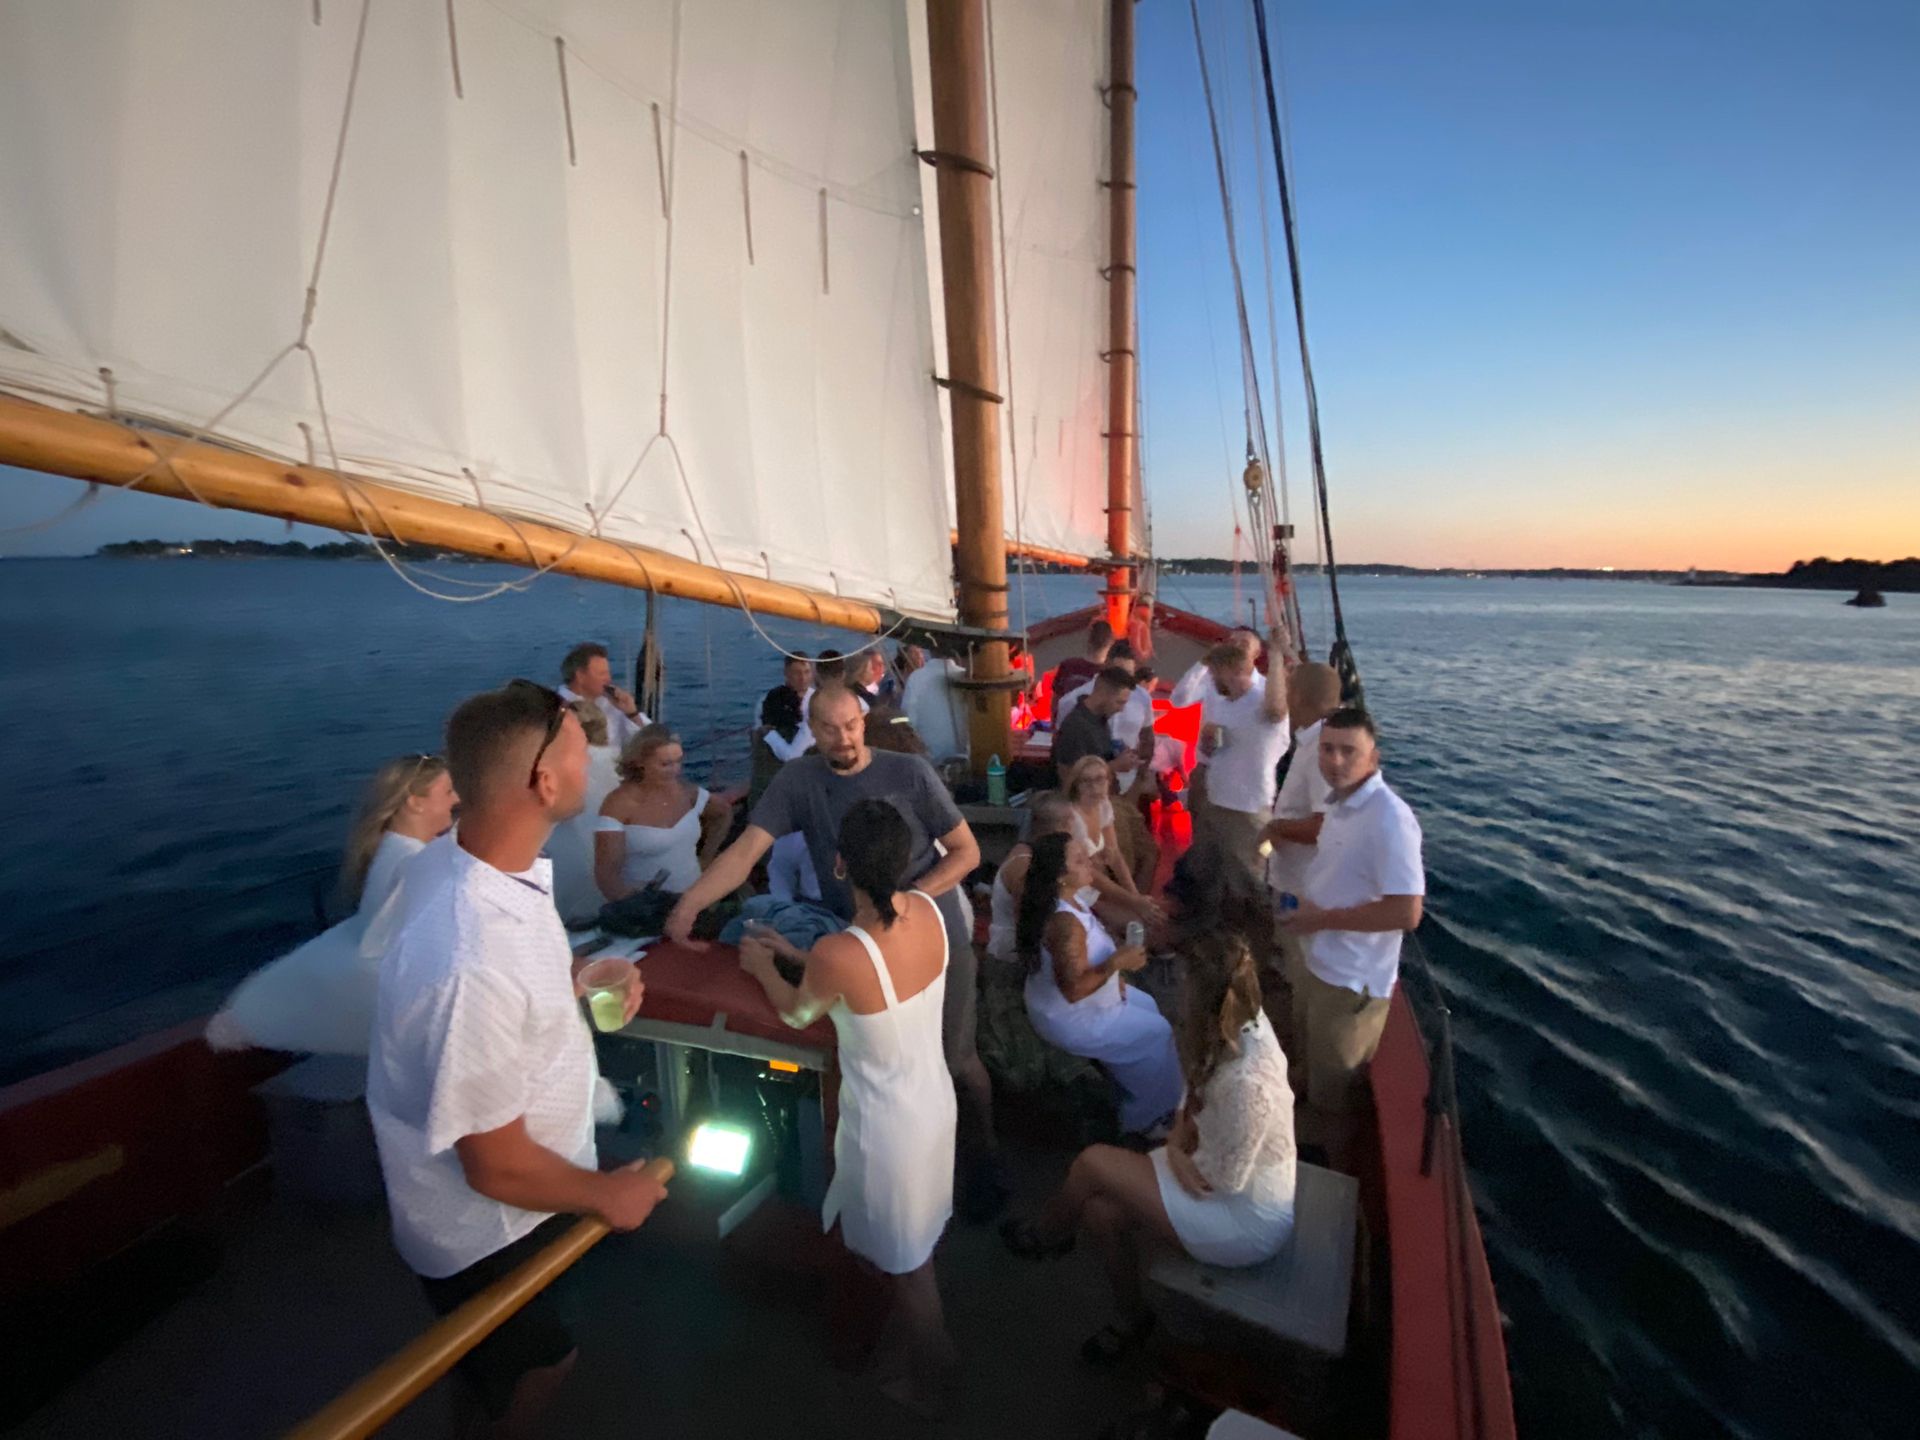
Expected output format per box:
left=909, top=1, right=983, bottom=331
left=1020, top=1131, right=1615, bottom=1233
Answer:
left=1, top=0, right=1913, bottom=571
left=1136, top=0, right=1918, bottom=568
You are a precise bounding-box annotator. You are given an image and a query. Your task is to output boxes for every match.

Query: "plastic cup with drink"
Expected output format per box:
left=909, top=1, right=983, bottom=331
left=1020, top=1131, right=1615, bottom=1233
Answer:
left=578, top=956, right=639, bottom=1033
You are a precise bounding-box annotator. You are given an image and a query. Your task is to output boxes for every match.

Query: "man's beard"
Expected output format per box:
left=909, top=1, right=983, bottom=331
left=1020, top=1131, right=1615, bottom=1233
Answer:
left=826, top=748, right=861, bottom=772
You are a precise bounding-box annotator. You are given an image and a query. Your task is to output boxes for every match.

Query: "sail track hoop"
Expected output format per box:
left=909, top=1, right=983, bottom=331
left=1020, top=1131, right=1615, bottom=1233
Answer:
left=0, top=395, right=895, bottom=634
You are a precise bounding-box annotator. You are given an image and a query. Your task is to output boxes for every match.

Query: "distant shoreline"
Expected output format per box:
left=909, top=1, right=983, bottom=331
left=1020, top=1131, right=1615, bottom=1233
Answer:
left=23, top=544, right=1915, bottom=594
left=1156, top=556, right=1917, bottom=592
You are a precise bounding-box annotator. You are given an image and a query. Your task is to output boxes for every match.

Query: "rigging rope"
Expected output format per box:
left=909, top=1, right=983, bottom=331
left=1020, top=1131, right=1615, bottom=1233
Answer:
left=1186, top=0, right=1294, bottom=652
left=579, top=0, right=907, bottom=663
left=1250, top=0, right=1359, bottom=698
left=0, top=481, right=104, bottom=538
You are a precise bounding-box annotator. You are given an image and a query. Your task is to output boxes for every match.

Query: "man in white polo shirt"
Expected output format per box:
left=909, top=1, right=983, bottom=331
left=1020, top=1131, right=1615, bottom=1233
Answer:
left=1280, top=706, right=1425, bottom=1174
left=369, top=679, right=669, bottom=1431
left=1257, top=661, right=1344, bottom=1044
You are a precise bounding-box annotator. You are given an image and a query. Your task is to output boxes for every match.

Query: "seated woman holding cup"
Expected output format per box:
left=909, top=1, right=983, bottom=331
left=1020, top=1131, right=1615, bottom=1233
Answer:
left=1015, top=833, right=1183, bottom=1137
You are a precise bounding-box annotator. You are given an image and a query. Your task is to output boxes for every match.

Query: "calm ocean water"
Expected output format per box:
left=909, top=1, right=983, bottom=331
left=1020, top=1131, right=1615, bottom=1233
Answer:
left=2, top=559, right=1916, bottom=1438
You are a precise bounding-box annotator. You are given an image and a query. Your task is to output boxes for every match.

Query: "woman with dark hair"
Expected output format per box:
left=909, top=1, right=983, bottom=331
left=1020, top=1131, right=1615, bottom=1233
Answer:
left=1002, top=929, right=1297, bottom=1366
left=740, top=798, right=957, bottom=1413
left=1015, top=832, right=1182, bottom=1135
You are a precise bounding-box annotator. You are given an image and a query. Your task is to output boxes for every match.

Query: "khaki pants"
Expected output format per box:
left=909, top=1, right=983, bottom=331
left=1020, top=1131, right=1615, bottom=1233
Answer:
left=1185, top=761, right=1212, bottom=821
left=1297, top=966, right=1391, bottom=1114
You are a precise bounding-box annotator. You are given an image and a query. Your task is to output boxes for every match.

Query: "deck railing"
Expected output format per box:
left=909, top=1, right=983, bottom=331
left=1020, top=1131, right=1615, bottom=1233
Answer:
left=284, top=1157, right=672, bottom=1440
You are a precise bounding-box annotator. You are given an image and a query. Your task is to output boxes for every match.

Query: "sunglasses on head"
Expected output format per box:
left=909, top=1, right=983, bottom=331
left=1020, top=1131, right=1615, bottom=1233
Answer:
left=506, top=679, right=567, bottom=789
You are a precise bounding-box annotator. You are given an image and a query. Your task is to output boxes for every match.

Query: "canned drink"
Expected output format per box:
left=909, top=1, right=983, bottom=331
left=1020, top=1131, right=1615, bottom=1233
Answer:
left=1124, top=920, right=1146, bottom=950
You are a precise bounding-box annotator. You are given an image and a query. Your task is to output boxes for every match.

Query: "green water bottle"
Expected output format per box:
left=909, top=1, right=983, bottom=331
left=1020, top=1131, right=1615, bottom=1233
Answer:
left=986, top=754, right=1007, bottom=806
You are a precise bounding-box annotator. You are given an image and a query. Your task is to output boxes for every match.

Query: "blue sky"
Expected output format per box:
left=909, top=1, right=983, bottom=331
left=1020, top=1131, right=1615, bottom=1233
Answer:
left=1136, top=0, right=1918, bottom=566
left=3, top=0, right=1915, bottom=569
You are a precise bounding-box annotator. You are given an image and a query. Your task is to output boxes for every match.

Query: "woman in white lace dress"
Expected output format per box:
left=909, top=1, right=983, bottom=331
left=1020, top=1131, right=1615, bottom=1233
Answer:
left=1001, top=928, right=1296, bottom=1365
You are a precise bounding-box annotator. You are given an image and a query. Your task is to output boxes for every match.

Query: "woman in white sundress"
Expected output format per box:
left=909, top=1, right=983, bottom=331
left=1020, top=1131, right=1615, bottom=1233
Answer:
left=594, top=724, right=733, bottom=899
left=740, top=798, right=957, bottom=1415
left=1002, top=928, right=1296, bottom=1367
left=207, top=754, right=457, bottom=1054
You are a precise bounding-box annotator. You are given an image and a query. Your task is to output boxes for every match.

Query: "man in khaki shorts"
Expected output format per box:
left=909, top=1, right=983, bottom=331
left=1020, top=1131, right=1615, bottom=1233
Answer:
left=1278, top=707, right=1425, bottom=1174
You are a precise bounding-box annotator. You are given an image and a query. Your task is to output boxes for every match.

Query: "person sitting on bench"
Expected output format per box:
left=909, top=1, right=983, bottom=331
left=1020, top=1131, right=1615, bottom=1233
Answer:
left=1001, top=927, right=1296, bottom=1368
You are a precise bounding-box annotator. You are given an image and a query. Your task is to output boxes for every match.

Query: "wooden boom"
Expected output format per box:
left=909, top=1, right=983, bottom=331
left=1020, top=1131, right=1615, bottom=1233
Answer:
left=0, top=395, right=891, bottom=633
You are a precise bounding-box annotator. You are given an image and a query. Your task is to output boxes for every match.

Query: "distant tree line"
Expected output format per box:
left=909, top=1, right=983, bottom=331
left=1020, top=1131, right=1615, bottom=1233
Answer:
left=97, top=538, right=479, bottom=562
left=1754, top=557, right=1920, bottom=592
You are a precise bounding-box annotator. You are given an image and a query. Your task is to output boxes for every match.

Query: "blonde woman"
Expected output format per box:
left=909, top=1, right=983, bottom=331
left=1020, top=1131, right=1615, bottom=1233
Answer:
left=209, top=754, right=458, bottom=1054
left=595, top=725, right=733, bottom=899
left=1062, top=754, right=1139, bottom=898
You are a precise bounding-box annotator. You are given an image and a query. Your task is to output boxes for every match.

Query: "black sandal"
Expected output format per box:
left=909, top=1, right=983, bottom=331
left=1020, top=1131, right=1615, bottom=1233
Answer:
left=999, top=1217, right=1074, bottom=1259
left=1080, top=1314, right=1155, bottom=1367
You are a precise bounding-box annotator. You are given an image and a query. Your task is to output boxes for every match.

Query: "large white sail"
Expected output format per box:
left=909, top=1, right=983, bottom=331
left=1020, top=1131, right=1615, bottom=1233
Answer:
left=911, top=0, right=1115, bottom=567
left=0, top=0, right=956, bottom=619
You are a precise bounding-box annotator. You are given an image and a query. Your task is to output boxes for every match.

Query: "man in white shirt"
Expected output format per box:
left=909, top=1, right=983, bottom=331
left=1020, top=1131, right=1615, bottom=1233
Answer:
left=369, top=679, right=669, bottom=1429
left=1167, top=624, right=1264, bottom=819
left=1258, top=662, right=1344, bottom=1046
left=1188, top=635, right=1291, bottom=887
left=903, top=655, right=968, bottom=762
left=557, top=642, right=648, bottom=753
left=1279, top=706, right=1425, bottom=1174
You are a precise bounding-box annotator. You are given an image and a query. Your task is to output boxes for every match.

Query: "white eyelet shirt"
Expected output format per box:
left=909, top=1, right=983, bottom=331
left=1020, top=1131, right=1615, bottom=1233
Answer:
left=368, top=833, right=597, bottom=1278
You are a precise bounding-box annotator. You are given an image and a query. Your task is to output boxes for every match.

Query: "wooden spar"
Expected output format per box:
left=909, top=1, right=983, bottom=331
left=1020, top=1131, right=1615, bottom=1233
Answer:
left=949, top=530, right=1094, bottom=570
left=1103, top=0, right=1137, bottom=635
left=0, top=395, right=888, bottom=633
left=926, top=0, right=1013, bottom=773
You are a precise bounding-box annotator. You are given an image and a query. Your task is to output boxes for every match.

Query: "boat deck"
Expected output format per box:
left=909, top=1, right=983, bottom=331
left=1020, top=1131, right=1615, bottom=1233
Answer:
left=11, top=1126, right=1161, bottom=1440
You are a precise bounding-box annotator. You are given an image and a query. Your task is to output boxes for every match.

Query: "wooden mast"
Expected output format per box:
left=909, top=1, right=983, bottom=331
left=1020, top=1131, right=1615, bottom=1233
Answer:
left=1103, top=0, right=1138, bottom=635
left=926, top=0, right=1013, bottom=773
left=0, top=396, right=889, bottom=633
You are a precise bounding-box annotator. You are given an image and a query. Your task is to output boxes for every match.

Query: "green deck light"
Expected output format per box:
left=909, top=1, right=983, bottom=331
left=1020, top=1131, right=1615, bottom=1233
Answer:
left=687, top=1121, right=753, bottom=1178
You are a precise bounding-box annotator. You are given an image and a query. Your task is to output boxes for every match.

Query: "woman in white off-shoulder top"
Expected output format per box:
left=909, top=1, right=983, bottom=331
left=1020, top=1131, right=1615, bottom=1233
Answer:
left=1001, top=928, right=1296, bottom=1366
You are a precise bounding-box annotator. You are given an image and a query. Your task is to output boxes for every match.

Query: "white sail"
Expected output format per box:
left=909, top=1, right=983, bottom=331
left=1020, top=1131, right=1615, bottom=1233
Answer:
left=0, top=0, right=956, bottom=619
left=911, top=0, right=1115, bottom=566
